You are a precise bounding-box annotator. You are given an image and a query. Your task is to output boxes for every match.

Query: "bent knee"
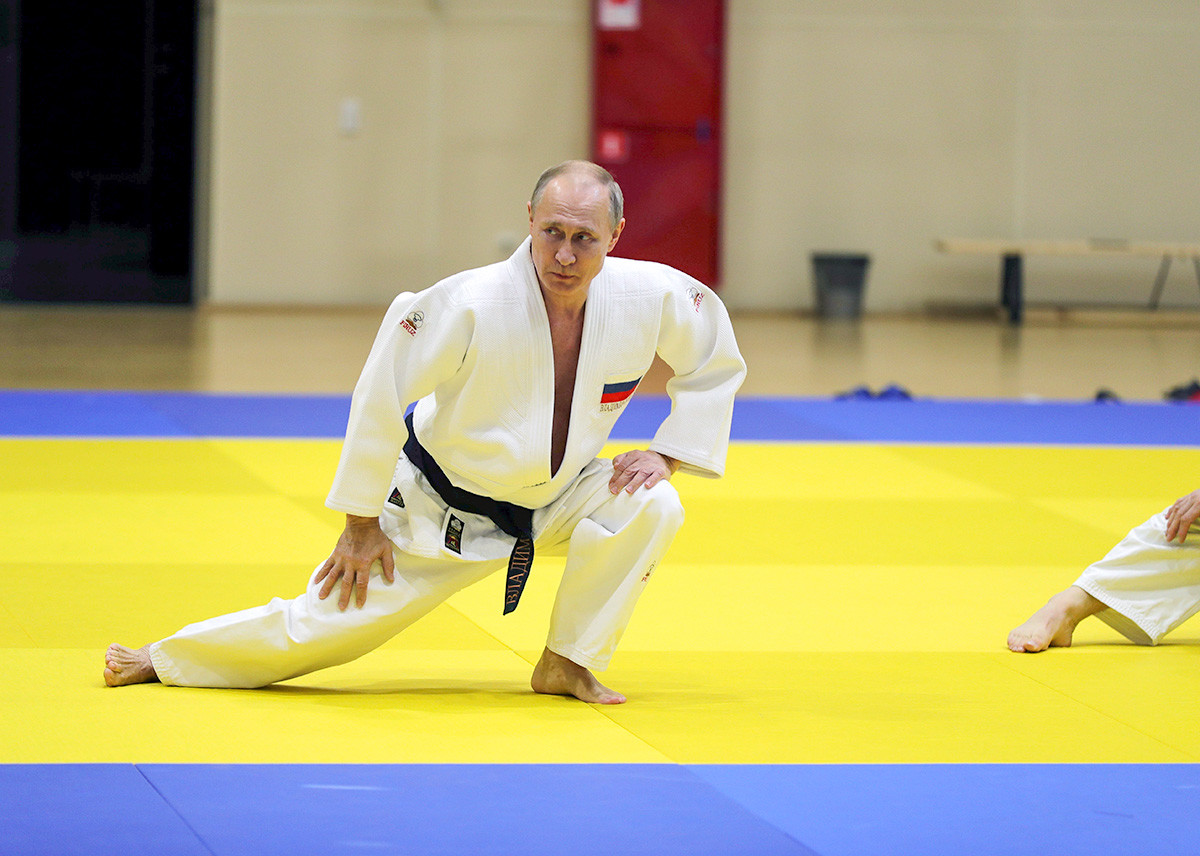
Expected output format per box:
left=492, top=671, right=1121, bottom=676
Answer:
left=640, top=480, right=685, bottom=531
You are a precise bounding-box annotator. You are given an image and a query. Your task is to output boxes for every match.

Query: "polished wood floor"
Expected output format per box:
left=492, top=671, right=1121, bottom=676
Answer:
left=2, top=303, right=1199, bottom=402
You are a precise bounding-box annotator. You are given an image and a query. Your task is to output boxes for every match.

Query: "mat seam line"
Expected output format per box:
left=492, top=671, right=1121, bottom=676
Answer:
left=681, top=764, right=827, bottom=856
left=0, top=601, right=38, bottom=646
left=994, top=655, right=1200, bottom=761
left=135, top=764, right=219, bottom=856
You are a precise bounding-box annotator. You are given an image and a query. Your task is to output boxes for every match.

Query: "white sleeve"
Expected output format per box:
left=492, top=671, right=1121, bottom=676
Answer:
left=325, top=291, right=473, bottom=516
left=649, top=279, right=747, bottom=478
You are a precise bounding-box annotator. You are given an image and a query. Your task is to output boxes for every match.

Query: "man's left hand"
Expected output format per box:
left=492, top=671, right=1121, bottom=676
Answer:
left=610, top=450, right=678, bottom=494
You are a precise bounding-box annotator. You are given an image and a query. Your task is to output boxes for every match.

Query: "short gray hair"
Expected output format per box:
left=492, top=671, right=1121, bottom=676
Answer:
left=530, top=160, right=624, bottom=231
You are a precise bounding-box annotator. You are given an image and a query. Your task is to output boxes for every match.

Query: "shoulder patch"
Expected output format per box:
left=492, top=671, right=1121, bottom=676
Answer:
left=686, top=286, right=704, bottom=312
left=401, top=310, right=425, bottom=337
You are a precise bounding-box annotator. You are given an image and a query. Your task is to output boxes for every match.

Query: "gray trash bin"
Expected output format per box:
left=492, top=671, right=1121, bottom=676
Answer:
left=812, top=253, right=869, bottom=319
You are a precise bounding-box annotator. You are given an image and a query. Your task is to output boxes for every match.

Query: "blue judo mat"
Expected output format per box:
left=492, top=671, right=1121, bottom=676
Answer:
left=3, top=763, right=1197, bottom=856
left=2, top=389, right=1199, bottom=444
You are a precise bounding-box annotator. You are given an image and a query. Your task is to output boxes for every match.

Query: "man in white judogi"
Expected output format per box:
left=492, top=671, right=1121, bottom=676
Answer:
left=104, top=160, right=746, bottom=703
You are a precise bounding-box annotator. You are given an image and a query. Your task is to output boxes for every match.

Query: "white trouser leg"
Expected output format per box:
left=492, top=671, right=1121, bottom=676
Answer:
left=1074, top=509, right=1200, bottom=645
left=541, top=477, right=685, bottom=671
left=148, top=460, right=686, bottom=686
left=149, top=551, right=506, bottom=688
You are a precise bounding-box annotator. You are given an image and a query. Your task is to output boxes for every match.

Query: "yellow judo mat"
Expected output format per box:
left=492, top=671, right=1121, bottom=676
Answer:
left=5, top=436, right=1200, bottom=767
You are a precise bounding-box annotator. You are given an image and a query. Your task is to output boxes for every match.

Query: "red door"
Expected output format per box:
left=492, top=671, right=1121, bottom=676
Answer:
left=592, top=0, right=724, bottom=288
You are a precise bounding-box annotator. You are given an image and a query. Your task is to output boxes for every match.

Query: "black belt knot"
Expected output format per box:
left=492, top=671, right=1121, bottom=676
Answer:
left=403, top=412, right=534, bottom=614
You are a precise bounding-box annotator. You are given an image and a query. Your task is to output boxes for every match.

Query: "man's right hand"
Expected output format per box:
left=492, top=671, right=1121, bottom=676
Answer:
left=1165, top=490, right=1200, bottom=544
left=315, top=515, right=395, bottom=610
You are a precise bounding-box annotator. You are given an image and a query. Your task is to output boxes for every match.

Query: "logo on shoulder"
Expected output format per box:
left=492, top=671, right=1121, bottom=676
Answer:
left=686, top=287, right=704, bottom=313
left=401, top=310, right=425, bottom=337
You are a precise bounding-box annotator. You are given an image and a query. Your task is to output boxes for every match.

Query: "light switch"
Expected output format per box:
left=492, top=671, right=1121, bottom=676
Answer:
left=339, top=98, right=362, bottom=135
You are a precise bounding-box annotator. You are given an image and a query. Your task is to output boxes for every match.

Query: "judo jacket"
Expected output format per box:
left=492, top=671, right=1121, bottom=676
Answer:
left=326, top=237, right=746, bottom=524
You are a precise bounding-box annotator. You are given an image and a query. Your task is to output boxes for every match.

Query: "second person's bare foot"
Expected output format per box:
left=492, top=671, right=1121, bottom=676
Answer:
left=1007, top=586, right=1105, bottom=652
left=103, top=644, right=159, bottom=686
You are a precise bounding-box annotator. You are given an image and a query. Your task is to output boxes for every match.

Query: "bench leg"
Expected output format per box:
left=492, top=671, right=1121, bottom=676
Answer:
left=1001, top=253, right=1023, bottom=325
left=1148, top=254, right=1172, bottom=309
left=1194, top=256, right=1200, bottom=301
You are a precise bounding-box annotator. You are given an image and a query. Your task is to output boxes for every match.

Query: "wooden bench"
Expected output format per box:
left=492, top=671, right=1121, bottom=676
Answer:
left=935, top=238, right=1200, bottom=324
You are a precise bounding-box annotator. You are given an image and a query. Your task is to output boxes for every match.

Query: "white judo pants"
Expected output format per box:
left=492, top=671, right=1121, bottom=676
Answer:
left=1074, top=507, right=1200, bottom=645
left=149, top=464, right=684, bottom=688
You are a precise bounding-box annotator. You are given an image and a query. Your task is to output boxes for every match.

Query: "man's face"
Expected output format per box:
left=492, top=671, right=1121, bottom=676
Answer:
left=528, top=175, right=624, bottom=302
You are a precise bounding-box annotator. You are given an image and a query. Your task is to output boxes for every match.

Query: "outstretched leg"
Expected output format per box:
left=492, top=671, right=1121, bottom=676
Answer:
left=103, top=552, right=506, bottom=689
left=1007, top=585, right=1105, bottom=652
left=103, top=644, right=159, bottom=686
left=530, top=647, right=626, bottom=704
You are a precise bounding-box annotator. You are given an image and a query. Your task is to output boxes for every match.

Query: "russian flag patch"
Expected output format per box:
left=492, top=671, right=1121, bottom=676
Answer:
left=600, top=377, right=641, bottom=407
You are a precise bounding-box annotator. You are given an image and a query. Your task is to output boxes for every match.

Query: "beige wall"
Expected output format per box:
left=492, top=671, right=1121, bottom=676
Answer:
left=206, top=0, right=589, bottom=304
left=204, top=0, right=1200, bottom=311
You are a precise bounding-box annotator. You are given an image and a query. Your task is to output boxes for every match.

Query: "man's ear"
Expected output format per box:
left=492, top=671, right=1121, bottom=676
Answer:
left=608, top=218, right=626, bottom=252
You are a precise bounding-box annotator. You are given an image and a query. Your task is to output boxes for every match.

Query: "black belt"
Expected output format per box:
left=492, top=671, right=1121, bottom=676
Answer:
left=403, top=412, right=534, bottom=614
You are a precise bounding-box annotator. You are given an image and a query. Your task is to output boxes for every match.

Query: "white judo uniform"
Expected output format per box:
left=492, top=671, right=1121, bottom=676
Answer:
left=1074, top=508, right=1200, bottom=645
left=149, top=238, right=746, bottom=688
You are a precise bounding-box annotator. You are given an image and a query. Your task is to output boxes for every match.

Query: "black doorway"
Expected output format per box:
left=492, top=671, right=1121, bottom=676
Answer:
left=0, top=0, right=197, bottom=304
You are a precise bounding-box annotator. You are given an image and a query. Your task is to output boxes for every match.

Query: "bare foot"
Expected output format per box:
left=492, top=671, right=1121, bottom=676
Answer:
left=103, top=644, right=160, bottom=687
left=1007, top=586, right=1105, bottom=652
left=530, top=648, right=626, bottom=704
